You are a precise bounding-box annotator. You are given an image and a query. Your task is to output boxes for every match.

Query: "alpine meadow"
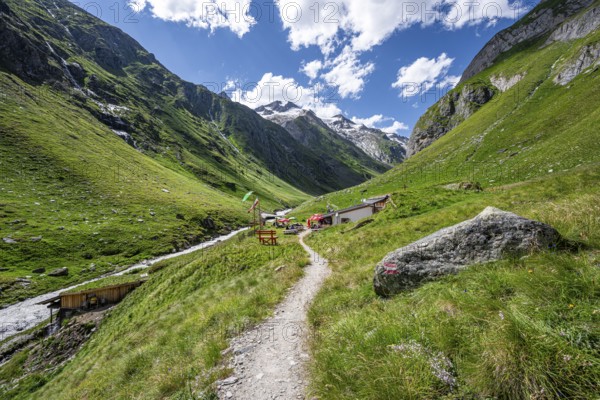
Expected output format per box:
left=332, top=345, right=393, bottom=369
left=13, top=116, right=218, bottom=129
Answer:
left=0, top=0, right=598, bottom=399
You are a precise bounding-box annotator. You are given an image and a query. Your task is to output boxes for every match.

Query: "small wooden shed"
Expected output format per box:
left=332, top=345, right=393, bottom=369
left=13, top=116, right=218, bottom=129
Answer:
left=50, top=281, right=144, bottom=310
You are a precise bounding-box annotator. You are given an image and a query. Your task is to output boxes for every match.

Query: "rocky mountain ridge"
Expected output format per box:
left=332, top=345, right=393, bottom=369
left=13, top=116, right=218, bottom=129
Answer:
left=256, top=101, right=408, bottom=165
left=461, top=0, right=596, bottom=82
left=407, top=0, right=600, bottom=157
left=255, top=101, right=391, bottom=177
left=0, top=0, right=385, bottom=195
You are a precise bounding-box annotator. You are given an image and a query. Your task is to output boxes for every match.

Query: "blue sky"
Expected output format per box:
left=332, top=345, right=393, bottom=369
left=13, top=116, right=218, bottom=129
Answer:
left=80, top=0, right=539, bottom=136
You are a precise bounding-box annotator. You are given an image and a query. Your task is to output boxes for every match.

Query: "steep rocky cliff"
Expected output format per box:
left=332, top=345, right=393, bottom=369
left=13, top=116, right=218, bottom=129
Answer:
left=461, top=0, right=596, bottom=82
left=408, top=0, right=600, bottom=157
left=406, top=83, right=495, bottom=157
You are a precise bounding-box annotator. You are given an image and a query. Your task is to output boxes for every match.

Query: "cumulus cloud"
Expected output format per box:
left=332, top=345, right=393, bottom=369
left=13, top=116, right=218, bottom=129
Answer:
left=321, top=47, right=375, bottom=99
left=275, top=0, right=526, bottom=54
left=129, top=0, right=256, bottom=37
left=229, top=73, right=342, bottom=118
left=392, top=53, right=458, bottom=98
left=381, top=121, right=410, bottom=134
left=352, top=114, right=409, bottom=134
left=273, top=1, right=525, bottom=98
left=301, top=60, right=323, bottom=80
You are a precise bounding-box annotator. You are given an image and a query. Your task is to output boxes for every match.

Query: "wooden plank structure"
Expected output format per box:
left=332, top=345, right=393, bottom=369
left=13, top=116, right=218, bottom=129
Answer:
left=256, top=230, right=278, bottom=245
left=39, top=280, right=145, bottom=311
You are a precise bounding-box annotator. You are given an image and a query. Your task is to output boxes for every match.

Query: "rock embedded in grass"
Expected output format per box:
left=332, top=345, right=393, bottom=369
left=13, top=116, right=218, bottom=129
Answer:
left=48, top=267, right=69, bottom=277
left=373, top=207, right=562, bottom=297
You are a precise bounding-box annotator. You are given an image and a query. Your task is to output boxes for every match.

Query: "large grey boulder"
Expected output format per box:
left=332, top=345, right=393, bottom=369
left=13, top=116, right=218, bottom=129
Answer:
left=373, top=207, right=562, bottom=297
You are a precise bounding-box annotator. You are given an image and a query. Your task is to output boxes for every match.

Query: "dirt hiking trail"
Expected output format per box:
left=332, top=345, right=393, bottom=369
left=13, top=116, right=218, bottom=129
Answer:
left=217, top=231, right=330, bottom=399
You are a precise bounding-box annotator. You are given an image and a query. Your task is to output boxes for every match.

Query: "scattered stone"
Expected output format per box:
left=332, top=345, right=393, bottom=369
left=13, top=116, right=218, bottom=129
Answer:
left=458, top=181, right=483, bottom=191
left=3, top=237, right=17, bottom=244
left=150, top=212, right=156, bottom=216
left=443, top=181, right=483, bottom=191
left=58, top=226, right=65, bottom=230
left=32, top=268, right=45, bottom=274
left=203, top=217, right=216, bottom=229
left=221, top=376, right=239, bottom=386
left=374, top=207, right=562, bottom=296
left=275, top=266, right=284, bottom=272
left=221, top=347, right=233, bottom=356
left=234, top=345, right=255, bottom=355
left=30, top=236, right=43, bottom=242
left=48, top=267, right=69, bottom=277
left=162, top=189, right=170, bottom=193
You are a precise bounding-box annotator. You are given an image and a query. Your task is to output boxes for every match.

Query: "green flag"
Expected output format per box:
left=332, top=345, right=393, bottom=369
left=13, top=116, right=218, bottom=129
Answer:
left=242, top=191, right=254, bottom=202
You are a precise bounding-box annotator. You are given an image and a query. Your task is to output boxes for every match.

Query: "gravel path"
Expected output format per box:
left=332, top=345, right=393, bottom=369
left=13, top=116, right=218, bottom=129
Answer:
left=217, top=231, right=330, bottom=400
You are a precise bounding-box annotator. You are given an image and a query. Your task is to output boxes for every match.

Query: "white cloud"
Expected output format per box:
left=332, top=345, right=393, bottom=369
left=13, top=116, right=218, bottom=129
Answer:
left=229, top=73, right=342, bottom=118
left=439, top=74, right=461, bottom=89
left=129, top=0, right=256, bottom=37
left=352, top=114, right=409, bottom=134
left=392, top=53, right=457, bottom=98
left=275, top=0, right=526, bottom=54
left=352, top=114, right=387, bottom=128
left=322, top=47, right=375, bottom=99
left=301, top=60, right=323, bottom=80
left=381, top=121, right=410, bottom=134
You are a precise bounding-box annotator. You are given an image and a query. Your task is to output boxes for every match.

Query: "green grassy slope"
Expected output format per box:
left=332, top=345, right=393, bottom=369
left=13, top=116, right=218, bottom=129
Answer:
left=292, top=2, right=600, bottom=397
left=304, top=166, right=599, bottom=399
left=0, top=0, right=325, bottom=304
left=294, top=22, right=600, bottom=217
left=0, top=233, right=309, bottom=399
left=0, top=0, right=598, bottom=399
left=0, top=0, right=383, bottom=196
left=0, top=70, right=307, bottom=306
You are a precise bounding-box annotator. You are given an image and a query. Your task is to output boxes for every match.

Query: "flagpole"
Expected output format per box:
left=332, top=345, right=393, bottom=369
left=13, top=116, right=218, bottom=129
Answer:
left=258, top=198, right=262, bottom=229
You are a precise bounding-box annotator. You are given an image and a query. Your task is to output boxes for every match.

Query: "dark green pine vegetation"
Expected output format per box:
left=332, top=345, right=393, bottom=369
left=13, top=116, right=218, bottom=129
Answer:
left=0, top=0, right=599, bottom=399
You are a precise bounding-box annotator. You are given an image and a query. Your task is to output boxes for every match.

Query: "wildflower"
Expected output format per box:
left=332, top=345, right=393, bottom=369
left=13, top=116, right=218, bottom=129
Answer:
left=568, top=304, right=575, bottom=309
left=528, top=269, right=534, bottom=273
left=498, top=311, right=505, bottom=320
left=563, top=355, right=572, bottom=362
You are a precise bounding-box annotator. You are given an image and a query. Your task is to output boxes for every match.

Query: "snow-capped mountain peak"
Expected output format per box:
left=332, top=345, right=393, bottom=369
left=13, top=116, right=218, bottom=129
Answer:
left=255, top=103, right=408, bottom=165
left=255, top=101, right=302, bottom=116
